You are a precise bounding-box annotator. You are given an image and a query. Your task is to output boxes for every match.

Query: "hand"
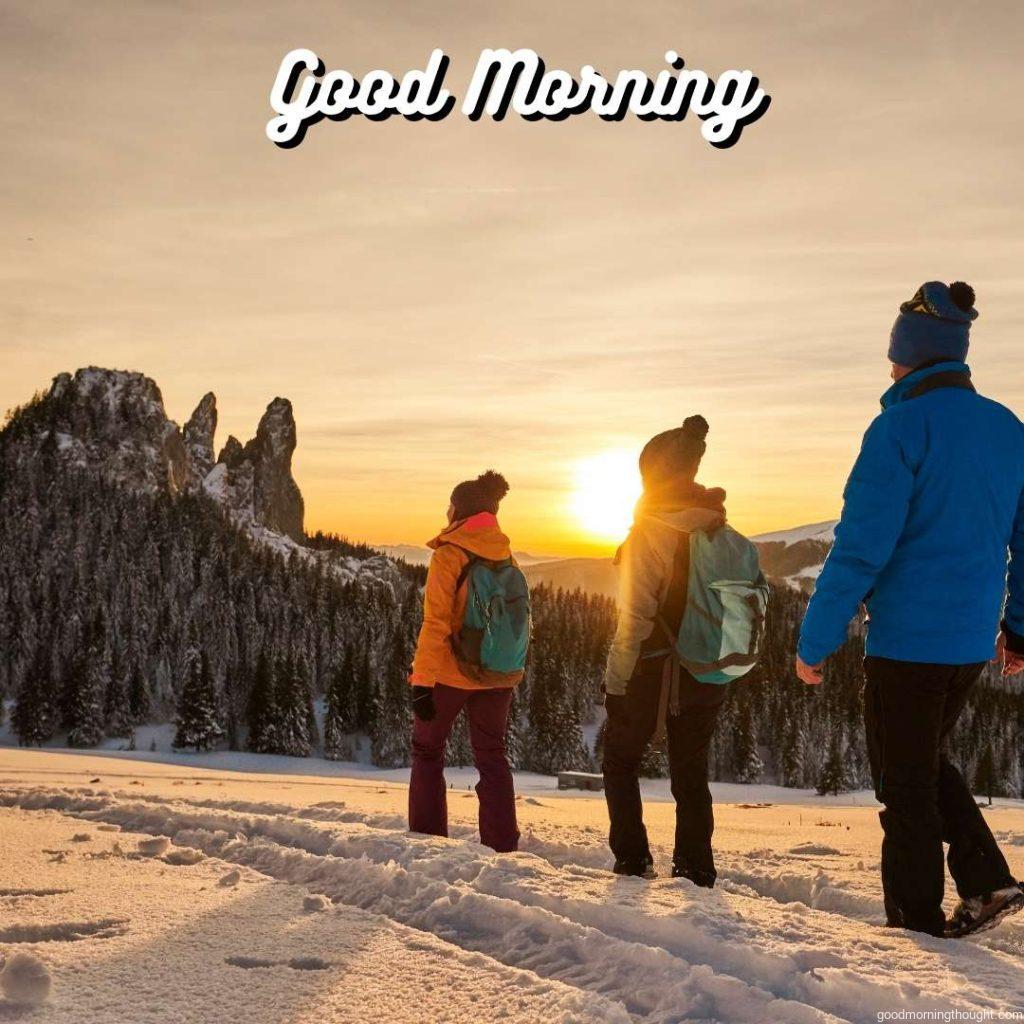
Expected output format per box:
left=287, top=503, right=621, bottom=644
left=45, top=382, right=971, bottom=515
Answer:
left=411, top=685, right=436, bottom=722
left=995, top=632, right=1024, bottom=678
left=796, top=655, right=824, bottom=686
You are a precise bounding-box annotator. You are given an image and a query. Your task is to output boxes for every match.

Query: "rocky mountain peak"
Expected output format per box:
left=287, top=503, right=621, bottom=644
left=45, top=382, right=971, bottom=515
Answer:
left=38, top=367, right=190, bottom=494
left=4, top=367, right=308, bottom=546
left=2, top=366, right=402, bottom=602
left=183, top=392, right=217, bottom=484
left=203, top=398, right=304, bottom=543
left=228, top=397, right=304, bottom=543
left=216, top=435, right=244, bottom=467
left=253, top=398, right=296, bottom=460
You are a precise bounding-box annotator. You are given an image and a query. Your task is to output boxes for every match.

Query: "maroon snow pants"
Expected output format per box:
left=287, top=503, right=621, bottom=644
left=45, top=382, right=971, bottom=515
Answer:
left=409, top=683, right=519, bottom=853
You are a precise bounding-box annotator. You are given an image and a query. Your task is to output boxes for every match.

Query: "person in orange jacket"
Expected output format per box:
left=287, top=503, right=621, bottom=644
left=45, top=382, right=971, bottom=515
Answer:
left=408, top=470, right=521, bottom=852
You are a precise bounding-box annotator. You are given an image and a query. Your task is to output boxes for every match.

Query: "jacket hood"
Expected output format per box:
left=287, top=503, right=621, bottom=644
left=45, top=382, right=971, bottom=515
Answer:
left=880, top=361, right=970, bottom=410
left=634, top=480, right=726, bottom=521
left=614, top=500, right=725, bottom=566
left=427, top=511, right=512, bottom=560
left=645, top=507, right=726, bottom=534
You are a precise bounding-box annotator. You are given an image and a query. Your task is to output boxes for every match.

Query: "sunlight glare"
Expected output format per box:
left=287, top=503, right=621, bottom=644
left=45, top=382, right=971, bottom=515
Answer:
left=570, top=449, right=642, bottom=542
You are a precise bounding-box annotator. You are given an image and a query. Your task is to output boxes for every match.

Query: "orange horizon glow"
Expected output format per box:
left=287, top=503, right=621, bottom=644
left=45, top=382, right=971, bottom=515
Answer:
left=297, top=434, right=850, bottom=560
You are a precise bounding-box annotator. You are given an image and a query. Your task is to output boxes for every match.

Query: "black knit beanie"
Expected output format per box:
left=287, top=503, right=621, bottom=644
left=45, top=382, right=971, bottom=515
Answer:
left=639, top=416, right=709, bottom=488
left=451, top=470, right=509, bottom=521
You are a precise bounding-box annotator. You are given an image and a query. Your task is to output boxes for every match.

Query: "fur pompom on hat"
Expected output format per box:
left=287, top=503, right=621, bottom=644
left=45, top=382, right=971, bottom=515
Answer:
left=639, top=415, right=709, bottom=487
left=450, top=470, right=509, bottom=521
left=888, top=281, right=978, bottom=368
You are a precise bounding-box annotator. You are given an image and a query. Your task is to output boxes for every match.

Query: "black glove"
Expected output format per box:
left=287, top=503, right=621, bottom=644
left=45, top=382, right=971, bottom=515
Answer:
left=411, top=685, right=436, bottom=722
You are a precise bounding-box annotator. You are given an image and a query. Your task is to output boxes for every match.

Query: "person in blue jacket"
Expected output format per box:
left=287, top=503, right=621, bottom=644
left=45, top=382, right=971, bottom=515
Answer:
left=796, top=280, right=1024, bottom=938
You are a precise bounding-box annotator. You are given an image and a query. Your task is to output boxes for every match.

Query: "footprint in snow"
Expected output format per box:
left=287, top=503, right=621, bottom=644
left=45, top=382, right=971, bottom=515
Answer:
left=163, top=848, right=204, bottom=866
left=288, top=957, right=331, bottom=971
left=0, top=889, right=70, bottom=899
left=225, top=956, right=274, bottom=970
left=791, top=949, right=847, bottom=971
left=0, top=919, right=128, bottom=943
left=788, top=842, right=842, bottom=857
left=137, top=837, right=170, bottom=857
left=226, top=956, right=332, bottom=972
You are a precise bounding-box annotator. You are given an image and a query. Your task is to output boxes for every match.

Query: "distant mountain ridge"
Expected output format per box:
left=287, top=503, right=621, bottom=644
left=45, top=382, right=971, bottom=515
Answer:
left=377, top=544, right=557, bottom=568
left=752, top=520, right=836, bottom=592
left=520, top=520, right=838, bottom=600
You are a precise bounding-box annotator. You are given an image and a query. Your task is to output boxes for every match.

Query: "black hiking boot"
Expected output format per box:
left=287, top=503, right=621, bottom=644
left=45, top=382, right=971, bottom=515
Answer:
left=613, top=856, right=657, bottom=879
left=946, top=883, right=1024, bottom=938
left=672, top=864, right=716, bottom=888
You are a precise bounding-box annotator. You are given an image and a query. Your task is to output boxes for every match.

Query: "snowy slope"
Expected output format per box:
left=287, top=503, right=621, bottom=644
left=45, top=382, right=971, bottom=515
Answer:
left=2, top=749, right=1024, bottom=1023
left=523, top=556, right=618, bottom=600
left=752, top=521, right=837, bottom=546
left=752, top=521, right=838, bottom=593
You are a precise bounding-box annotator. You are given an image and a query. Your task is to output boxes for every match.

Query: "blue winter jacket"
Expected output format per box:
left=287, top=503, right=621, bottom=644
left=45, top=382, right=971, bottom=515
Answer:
left=798, top=362, right=1024, bottom=666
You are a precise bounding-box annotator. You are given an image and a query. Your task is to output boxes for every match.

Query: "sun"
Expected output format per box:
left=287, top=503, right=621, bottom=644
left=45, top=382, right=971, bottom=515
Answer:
left=570, top=449, right=643, bottom=543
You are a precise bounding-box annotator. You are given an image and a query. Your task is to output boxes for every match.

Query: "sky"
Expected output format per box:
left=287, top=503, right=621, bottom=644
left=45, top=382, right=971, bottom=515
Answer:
left=2, top=1, right=1024, bottom=557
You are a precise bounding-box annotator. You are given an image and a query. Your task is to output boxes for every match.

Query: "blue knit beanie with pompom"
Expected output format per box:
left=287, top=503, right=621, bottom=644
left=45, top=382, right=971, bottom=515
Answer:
left=888, top=281, right=978, bottom=368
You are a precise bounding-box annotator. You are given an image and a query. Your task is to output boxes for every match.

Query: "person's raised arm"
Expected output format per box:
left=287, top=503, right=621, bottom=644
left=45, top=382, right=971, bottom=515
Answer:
left=604, top=526, right=665, bottom=696
left=797, top=414, right=914, bottom=679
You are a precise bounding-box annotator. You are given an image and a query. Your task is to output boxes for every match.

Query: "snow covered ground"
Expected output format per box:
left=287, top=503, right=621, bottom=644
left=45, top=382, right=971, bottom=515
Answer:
left=2, top=749, right=1024, bottom=1023
left=751, top=521, right=837, bottom=546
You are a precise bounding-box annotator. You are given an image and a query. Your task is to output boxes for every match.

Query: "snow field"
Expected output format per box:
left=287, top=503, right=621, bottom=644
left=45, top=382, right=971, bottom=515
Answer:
left=0, top=802, right=627, bottom=1023
left=3, top=776, right=1024, bottom=1023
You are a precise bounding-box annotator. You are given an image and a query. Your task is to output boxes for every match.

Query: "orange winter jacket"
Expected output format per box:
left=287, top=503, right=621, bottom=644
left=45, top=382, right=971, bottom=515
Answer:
left=409, top=512, right=518, bottom=690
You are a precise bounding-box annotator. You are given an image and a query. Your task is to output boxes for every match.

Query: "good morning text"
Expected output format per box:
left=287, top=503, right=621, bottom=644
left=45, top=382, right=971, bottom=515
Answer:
left=266, top=48, right=770, bottom=150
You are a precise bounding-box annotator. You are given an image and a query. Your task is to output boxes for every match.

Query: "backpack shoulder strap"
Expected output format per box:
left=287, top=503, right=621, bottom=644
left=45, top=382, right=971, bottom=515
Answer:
left=650, top=531, right=691, bottom=649
left=440, top=545, right=480, bottom=594
left=654, top=612, right=677, bottom=647
left=652, top=617, right=682, bottom=745
left=432, top=541, right=478, bottom=588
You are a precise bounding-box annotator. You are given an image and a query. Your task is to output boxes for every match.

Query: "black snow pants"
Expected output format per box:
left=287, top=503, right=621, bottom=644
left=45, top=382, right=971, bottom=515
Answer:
left=863, top=656, right=1016, bottom=936
left=603, top=652, right=728, bottom=882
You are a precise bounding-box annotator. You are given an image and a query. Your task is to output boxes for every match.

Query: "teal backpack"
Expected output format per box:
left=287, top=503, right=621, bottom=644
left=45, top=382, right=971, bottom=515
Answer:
left=452, top=551, right=531, bottom=682
left=662, top=526, right=769, bottom=686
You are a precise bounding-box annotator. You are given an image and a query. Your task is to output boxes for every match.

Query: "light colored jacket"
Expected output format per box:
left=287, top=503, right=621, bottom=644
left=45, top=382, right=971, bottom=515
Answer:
left=604, top=507, right=725, bottom=695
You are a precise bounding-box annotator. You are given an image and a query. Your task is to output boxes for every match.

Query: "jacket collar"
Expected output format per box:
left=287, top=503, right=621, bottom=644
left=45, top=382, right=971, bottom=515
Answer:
left=427, top=512, right=512, bottom=560
left=648, top=507, right=726, bottom=533
left=635, top=481, right=726, bottom=518
left=880, top=361, right=973, bottom=410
